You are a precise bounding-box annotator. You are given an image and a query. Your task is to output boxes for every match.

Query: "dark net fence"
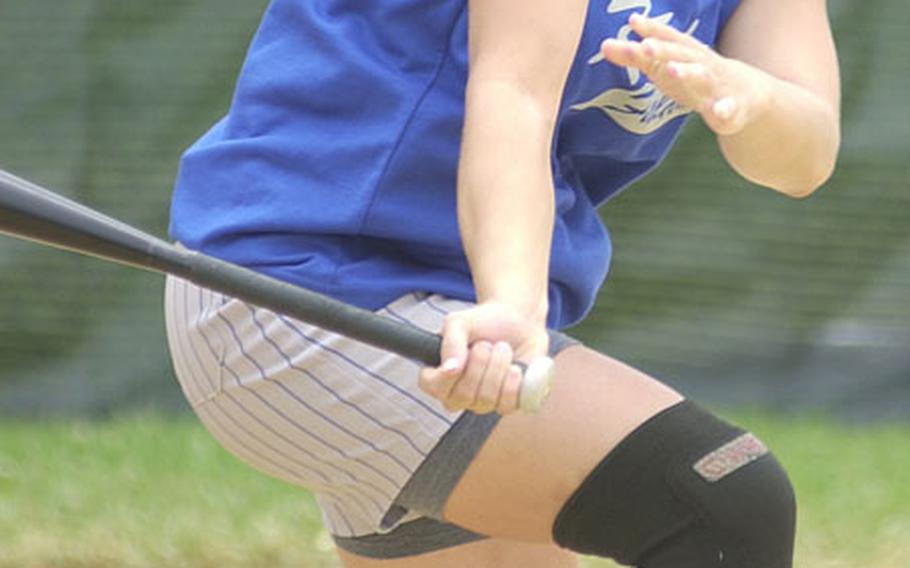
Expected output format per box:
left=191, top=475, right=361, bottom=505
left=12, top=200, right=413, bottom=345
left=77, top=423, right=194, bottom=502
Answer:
left=0, top=1, right=907, bottom=420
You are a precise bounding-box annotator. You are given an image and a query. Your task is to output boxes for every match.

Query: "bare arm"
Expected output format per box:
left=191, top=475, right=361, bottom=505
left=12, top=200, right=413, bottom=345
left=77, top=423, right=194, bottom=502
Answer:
left=602, top=0, right=841, bottom=197
left=460, top=1, right=586, bottom=324
left=419, top=0, right=586, bottom=415
left=715, top=0, right=841, bottom=196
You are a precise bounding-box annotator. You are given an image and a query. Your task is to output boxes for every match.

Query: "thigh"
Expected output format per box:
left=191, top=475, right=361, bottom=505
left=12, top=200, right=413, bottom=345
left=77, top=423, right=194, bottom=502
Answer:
left=443, top=344, right=685, bottom=542
left=337, top=537, right=578, bottom=568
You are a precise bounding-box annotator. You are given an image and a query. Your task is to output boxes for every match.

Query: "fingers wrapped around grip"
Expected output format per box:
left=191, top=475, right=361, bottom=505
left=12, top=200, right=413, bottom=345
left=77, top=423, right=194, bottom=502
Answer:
left=418, top=305, right=546, bottom=416
left=419, top=340, right=522, bottom=415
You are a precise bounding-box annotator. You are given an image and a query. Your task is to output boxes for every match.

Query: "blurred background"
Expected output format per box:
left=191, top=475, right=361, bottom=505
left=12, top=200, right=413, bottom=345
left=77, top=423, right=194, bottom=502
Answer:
left=0, top=0, right=906, bottom=422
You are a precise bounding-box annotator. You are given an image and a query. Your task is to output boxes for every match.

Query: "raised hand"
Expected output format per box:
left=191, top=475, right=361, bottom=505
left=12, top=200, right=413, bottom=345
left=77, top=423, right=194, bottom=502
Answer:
left=601, top=13, right=773, bottom=137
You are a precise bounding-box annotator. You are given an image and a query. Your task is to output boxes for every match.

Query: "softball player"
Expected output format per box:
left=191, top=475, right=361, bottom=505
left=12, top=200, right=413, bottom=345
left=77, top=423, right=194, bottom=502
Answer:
left=165, top=0, right=840, bottom=566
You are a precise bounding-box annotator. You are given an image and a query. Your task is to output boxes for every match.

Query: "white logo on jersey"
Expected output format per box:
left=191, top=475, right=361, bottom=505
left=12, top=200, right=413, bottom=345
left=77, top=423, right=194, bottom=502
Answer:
left=571, top=0, right=699, bottom=135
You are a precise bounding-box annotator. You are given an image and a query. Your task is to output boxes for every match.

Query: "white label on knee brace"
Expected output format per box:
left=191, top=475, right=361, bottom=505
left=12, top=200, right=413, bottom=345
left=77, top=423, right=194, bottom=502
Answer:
left=693, top=433, right=769, bottom=483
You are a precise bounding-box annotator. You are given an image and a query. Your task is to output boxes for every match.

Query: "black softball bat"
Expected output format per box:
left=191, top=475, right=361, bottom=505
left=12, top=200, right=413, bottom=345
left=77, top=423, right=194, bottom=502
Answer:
left=0, top=169, right=554, bottom=412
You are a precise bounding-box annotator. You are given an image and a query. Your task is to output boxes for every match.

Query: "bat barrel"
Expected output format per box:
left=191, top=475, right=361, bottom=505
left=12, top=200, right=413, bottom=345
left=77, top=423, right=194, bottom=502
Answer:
left=0, top=169, right=441, bottom=364
left=0, top=170, right=193, bottom=277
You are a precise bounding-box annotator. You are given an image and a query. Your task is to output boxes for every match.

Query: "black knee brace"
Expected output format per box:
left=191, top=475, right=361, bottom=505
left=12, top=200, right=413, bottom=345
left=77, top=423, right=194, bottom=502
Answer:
left=553, top=401, right=796, bottom=568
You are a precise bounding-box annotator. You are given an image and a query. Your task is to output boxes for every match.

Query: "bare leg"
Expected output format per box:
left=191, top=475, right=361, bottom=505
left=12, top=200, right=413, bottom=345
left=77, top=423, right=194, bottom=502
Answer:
left=444, top=344, right=684, bottom=541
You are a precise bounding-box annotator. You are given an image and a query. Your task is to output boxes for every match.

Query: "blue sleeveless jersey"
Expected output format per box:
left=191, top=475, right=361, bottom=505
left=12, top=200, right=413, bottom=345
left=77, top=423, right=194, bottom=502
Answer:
left=170, top=0, right=742, bottom=328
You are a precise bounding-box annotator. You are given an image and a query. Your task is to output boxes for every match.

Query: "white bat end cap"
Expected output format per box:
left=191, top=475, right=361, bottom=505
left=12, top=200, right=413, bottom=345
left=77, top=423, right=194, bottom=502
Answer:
left=519, top=356, right=556, bottom=413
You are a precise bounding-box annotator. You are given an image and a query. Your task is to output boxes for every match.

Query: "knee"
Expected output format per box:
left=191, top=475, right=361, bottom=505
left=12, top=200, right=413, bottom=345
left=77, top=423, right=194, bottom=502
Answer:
left=552, top=401, right=796, bottom=568
left=667, top=444, right=797, bottom=568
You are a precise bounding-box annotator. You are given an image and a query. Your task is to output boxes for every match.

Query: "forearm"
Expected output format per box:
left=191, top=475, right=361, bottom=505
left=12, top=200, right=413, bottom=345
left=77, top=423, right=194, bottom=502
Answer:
left=458, top=78, right=554, bottom=324
left=717, top=69, right=840, bottom=198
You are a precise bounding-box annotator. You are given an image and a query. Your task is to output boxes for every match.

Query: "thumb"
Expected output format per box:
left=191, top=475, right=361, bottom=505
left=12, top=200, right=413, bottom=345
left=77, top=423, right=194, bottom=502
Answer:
left=705, top=96, right=744, bottom=136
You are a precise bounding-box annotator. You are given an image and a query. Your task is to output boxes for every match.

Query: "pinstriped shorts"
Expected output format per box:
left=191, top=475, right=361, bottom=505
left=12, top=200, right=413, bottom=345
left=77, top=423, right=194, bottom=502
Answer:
left=164, top=276, right=578, bottom=558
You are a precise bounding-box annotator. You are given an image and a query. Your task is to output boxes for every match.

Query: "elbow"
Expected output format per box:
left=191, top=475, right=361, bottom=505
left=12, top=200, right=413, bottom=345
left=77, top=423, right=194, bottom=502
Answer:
left=778, top=157, right=836, bottom=199
left=769, top=120, right=841, bottom=199
left=739, top=151, right=838, bottom=199
left=721, top=131, right=841, bottom=199
left=777, top=139, right=840, bottom=199
left=781, top=111, right=842, bottom=199
left=725, top=98, right=842, bottom=199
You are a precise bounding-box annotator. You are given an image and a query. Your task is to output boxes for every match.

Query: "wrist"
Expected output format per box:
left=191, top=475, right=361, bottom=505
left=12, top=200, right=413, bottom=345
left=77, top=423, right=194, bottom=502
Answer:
left=714, top=57, right=776, bottom=138
left=741, top=65, right=776, bottom=130
left=480, top=291, right=549, bottom=327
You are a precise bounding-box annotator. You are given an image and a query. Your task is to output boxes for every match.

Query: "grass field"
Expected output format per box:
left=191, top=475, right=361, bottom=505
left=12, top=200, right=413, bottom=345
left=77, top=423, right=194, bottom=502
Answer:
left=1, top=410, right=908, bottom=568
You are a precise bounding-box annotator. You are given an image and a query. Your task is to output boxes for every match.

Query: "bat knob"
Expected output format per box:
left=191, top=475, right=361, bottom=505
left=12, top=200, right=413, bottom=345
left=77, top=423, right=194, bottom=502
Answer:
left=519, top=356, right=556, bottom=413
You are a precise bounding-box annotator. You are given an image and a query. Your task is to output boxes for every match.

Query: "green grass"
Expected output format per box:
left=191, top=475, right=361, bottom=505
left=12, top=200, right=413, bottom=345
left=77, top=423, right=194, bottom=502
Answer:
left=0, top=411, right=907, bottom=567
